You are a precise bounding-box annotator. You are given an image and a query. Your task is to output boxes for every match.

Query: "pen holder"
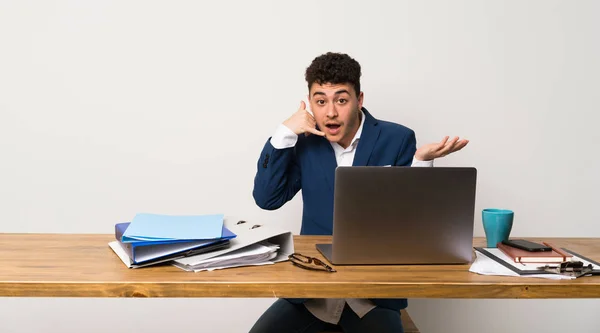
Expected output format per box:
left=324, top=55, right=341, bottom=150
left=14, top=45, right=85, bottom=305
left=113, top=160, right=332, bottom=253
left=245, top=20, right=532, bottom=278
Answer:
left=482, top=209, right=513, bottom=248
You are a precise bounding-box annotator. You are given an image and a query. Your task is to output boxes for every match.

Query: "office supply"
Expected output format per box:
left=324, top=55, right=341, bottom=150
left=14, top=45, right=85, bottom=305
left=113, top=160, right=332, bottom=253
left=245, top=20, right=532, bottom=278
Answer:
left=173, top=218, right=294, bottom=271
left=109, top=239, right=230, bottom=268
left=497, top=241, right=571, bottom=263
left=121, top=213, right=224, bottom=242
left=473, top=247, right=600, bottom=278
left=501, top=239, right=552, bottom=252
left=116, top=221, right=237, bottom=243
left=173, top=241, right=280, bottom=272
left=288, top=252, right=336, bottom=272
left=469, top=249, right=573, bottom=280
left=539, top=261, right=600, bottom=278
left=109, top=222, right=236, bottom=267
left=316, top=166, right=477, bottom=265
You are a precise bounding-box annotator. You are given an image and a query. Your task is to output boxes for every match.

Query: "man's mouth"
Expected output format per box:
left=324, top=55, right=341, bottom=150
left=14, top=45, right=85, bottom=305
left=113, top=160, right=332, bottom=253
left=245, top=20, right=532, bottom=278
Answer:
left=325, top=123, right=341, bottom=135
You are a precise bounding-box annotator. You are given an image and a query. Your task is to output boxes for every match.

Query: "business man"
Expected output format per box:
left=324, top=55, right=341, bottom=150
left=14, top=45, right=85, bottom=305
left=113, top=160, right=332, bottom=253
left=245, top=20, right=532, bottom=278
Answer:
left=250, top=52, right=468, bottom=333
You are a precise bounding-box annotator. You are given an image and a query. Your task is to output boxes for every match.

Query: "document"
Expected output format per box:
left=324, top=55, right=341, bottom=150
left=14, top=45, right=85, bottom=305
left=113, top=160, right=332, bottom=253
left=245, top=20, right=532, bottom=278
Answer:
left=121, top=213, right=224, bottom=242
left=113, top=222, right=236, bottom=264
left=471, top=248, right=600, bottom=280
left=470, top=250, right=573, bottom=280
left=173, top=218, right=294, bottom=268
left=172, top=241, right=280, bottom=272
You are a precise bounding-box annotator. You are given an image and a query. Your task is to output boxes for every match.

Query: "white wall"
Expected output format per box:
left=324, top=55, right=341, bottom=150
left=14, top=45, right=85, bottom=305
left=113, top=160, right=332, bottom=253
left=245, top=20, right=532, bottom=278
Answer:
left=1, top=0, right=599, bottom=332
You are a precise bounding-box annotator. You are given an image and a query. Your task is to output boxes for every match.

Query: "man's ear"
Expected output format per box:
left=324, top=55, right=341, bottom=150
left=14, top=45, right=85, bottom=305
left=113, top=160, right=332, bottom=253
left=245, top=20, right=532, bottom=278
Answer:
left=358, top=91, right=364, bottom=109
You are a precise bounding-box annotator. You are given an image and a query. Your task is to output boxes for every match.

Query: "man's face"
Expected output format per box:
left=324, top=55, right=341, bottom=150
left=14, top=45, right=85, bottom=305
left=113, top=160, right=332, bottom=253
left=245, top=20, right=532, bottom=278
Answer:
left=308, top=82, right=363, bottom=149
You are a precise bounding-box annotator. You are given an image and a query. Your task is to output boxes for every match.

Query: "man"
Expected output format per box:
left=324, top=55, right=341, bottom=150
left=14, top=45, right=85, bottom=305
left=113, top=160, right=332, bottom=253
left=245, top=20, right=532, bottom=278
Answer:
left=250, top=52, right=468, bottom=333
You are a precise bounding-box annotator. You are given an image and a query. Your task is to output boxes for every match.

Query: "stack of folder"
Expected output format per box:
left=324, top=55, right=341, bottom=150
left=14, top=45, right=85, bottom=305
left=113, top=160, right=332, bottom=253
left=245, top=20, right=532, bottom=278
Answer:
left=108, top=213, right=237, bottom=268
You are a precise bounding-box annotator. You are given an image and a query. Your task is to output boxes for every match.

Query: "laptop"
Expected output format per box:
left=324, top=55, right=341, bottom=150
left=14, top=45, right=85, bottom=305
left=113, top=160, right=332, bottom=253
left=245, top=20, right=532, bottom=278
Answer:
left=316, top=166, right=477, bottom=265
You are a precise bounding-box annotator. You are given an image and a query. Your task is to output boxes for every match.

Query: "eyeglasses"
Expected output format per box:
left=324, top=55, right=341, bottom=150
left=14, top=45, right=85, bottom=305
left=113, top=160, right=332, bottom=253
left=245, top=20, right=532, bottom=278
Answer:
left=288, top=253, right=336, bottom=272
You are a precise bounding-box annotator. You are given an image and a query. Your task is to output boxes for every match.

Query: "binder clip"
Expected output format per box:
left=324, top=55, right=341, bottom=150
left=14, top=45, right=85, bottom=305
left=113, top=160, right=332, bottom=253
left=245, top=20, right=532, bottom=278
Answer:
left=538, top=261, right=595, bottom=278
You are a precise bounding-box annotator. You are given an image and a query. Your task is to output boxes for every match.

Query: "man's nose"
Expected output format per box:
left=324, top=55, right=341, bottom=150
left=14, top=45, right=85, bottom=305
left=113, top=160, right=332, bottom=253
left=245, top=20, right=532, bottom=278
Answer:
left=326, top=104, right=338, bottom=118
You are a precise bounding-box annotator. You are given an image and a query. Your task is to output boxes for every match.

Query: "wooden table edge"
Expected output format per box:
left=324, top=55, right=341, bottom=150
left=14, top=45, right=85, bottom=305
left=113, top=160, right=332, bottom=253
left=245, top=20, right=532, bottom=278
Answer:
left=2, top=281, right=600, bottom=298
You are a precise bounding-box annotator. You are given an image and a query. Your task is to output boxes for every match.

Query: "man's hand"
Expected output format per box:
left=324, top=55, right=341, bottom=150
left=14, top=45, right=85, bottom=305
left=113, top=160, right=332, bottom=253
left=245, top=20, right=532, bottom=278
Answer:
left=283, top=101, right=325, bottom=137
left=415, top=136, right=469, bottom=161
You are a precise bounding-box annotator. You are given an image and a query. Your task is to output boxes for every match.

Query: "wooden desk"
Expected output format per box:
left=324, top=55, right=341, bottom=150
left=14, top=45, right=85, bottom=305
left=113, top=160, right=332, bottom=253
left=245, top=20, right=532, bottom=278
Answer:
left=1, top=234, right=599, bottom=298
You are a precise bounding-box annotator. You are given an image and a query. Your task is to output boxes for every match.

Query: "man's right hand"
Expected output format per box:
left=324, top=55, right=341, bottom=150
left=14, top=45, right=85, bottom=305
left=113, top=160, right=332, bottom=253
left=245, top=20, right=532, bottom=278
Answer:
left=283, top=101, right=326, bottom=137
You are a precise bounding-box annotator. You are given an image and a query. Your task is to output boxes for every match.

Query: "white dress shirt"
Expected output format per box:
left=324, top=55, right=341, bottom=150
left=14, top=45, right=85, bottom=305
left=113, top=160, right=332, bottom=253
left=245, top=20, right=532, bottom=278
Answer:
left=269, top=110, right=432, bottom=324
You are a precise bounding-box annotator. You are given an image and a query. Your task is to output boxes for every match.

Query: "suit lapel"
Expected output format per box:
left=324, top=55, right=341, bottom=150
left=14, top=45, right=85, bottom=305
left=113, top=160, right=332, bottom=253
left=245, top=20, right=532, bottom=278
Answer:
left=352, top=108, right=380, bottom=166
left=314, top=137, right=337, bottom=192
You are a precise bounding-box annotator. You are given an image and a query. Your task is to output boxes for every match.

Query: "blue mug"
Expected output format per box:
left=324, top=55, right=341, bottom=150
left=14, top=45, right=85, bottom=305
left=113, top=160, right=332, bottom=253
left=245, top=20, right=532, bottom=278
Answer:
left=482, top=209, right=514, bottom=248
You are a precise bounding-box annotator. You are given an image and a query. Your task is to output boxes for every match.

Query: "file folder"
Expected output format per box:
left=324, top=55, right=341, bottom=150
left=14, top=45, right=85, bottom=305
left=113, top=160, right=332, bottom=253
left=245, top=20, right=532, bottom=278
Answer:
left=173, top=218, right=294, bottom=271
left=110, top=222, right=236, bottom=267
left=121, top=213, right=225, bottom=242
left=109, top=239, right=231, bottom=268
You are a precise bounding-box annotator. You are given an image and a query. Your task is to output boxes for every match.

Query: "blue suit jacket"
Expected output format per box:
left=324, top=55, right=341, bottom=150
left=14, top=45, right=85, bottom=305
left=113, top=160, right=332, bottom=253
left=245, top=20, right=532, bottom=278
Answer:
left=252, top=107, right=417, bottom=311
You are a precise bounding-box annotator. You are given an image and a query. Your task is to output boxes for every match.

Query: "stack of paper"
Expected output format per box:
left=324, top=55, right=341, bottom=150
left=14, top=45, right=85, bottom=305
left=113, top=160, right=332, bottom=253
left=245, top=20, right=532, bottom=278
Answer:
left=108, top=213, right=236, bottom=268
left=471, top=247, right=600, bottom=280
left=173, top=241, right=280, bottom=272
left=469, top=250, right=573, bottom=280
left=171, top=219, right=295, bottom=272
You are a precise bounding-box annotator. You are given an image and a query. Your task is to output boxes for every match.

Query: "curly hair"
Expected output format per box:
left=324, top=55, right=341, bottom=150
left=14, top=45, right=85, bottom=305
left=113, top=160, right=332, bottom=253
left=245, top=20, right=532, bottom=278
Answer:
left=305, top=52, right=361, bottom=96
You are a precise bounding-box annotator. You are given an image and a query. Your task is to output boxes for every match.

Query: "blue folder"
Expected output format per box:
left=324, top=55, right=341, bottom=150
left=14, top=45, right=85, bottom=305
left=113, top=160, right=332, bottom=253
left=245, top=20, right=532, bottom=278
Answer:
left=114, top=222, right=236, bottom=265
left=121, top=213, right=225, bottom=243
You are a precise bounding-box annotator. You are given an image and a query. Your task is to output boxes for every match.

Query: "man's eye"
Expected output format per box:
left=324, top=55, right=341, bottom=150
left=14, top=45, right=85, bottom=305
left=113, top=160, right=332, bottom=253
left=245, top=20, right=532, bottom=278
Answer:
left=316, top=100, right=325, bottom=105
left=337, top=99, right=347, bottom=104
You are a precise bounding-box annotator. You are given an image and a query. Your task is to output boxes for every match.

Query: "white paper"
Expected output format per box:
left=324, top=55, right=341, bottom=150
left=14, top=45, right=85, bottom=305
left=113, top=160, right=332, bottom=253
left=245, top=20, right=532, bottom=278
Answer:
left=173, top=256, right=277, bottom=272
left=173, top=218, right=294, bottom=268
left=190, top=242, right=277, bottom=264
left=470, top=250, right=574, bottom=280
left=172, top=241, right=281, bottom=272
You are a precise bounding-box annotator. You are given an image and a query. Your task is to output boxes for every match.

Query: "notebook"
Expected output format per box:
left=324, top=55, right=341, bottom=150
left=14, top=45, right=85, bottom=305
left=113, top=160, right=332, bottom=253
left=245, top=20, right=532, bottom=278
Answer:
left=497, top=242, right=573, bottom=263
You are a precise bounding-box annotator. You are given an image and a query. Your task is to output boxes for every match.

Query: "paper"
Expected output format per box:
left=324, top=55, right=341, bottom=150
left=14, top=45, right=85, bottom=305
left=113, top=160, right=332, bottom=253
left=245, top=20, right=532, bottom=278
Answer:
left=176, top=261, right=276, bottom=272
left=469, top=250, right=573, bottom=280
left=173, top=219, right=293, bottom=266
left=470, top=248, right=600, bottom=280
left=173, top=241, right=280, bottom=272
left=121, top=213, right=224, bottom=242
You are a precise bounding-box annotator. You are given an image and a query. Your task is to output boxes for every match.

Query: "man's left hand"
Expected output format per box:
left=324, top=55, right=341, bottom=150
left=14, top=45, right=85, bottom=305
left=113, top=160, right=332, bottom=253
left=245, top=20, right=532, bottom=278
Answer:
left=415, top=136, right=469, bottom=161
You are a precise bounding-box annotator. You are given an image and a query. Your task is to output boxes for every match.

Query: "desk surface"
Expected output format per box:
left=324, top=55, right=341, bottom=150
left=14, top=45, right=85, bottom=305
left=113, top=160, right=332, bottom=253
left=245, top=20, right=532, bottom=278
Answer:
left=1, top=234, right=599, bottom=298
